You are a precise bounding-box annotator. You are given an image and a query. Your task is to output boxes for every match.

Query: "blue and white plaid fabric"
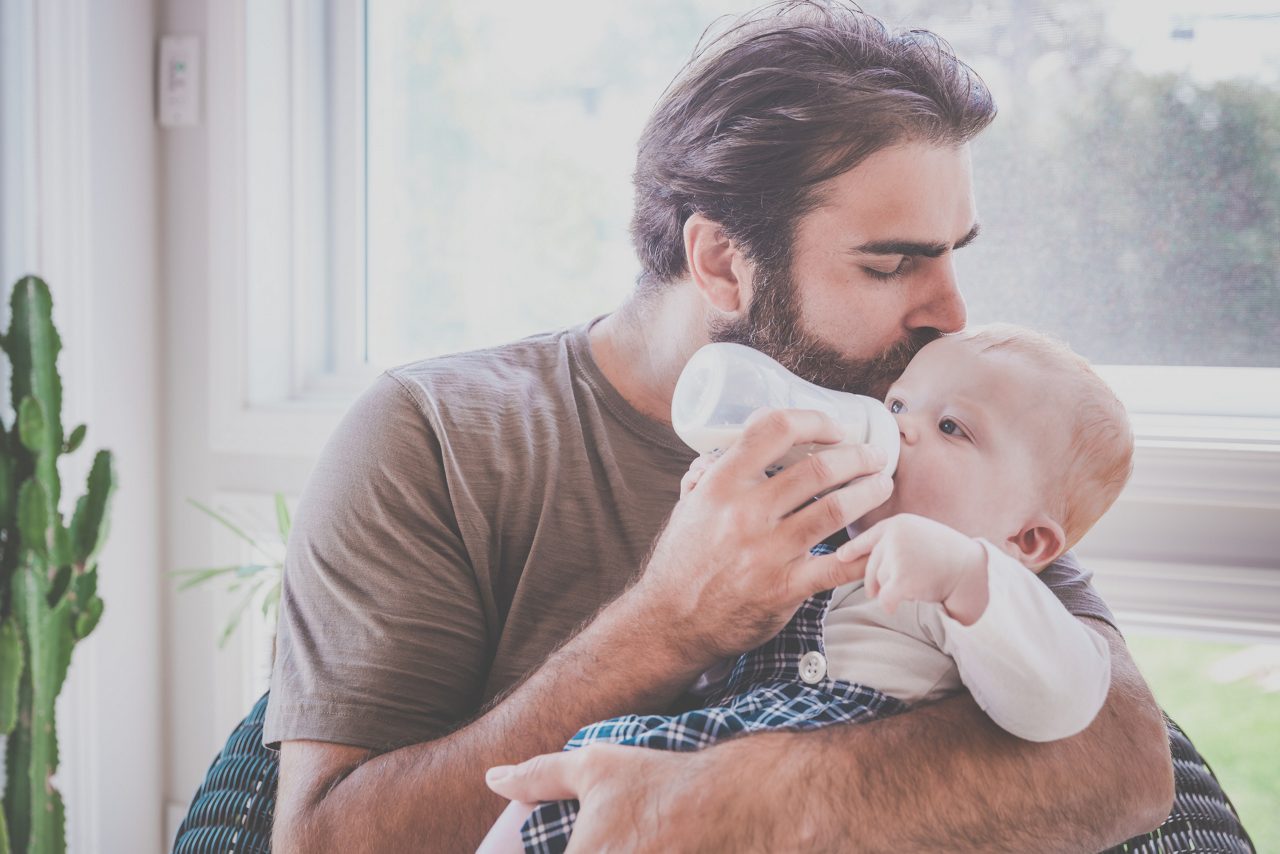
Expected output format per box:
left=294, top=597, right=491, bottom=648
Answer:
left=519, top=545, right=908, bottom=853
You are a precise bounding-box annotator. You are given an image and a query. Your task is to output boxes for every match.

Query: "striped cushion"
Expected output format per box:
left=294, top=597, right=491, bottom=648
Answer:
left=1104, top=714, right=1254, bottom=853
left=172, top=692, right=276, bottom=854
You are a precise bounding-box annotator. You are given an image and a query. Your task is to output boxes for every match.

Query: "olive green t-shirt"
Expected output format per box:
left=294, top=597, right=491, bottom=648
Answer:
left=263, top=318, right=1114, bottom=751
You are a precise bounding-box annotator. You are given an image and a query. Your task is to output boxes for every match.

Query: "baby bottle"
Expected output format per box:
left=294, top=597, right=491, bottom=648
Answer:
left=671, top=342, right=900, bottom=478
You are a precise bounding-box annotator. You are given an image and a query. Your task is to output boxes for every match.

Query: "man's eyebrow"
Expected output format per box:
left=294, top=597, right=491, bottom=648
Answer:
left=849, top=223, right=981, bottom=258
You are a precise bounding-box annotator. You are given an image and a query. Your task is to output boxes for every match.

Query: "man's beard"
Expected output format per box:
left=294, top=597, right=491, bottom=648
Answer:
left=707, top=254, right=940, bottom=399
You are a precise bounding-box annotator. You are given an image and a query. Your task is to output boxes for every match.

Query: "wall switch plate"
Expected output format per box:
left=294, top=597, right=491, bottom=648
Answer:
left=158, top=36, right=200, bottom=127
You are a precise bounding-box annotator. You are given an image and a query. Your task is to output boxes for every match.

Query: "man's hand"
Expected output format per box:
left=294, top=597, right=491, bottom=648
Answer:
left=631, top=407, right=893, bottom=667
left=485, top=744, right=771, bottom=853
left=837, top=513, right=990, bottom=624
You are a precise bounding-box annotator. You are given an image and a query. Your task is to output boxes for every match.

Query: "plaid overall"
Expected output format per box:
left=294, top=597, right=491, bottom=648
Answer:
left=519, top=554, right=908, bottom=853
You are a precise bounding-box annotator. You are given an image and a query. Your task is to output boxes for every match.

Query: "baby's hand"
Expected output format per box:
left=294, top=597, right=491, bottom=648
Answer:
left=835, top=514, right=989, bottom=624
left=679, top=451, right=721, bottom=498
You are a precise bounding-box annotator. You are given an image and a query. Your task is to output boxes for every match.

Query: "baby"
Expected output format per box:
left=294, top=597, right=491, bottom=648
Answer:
left=480, top=323, right=1135, bottom=854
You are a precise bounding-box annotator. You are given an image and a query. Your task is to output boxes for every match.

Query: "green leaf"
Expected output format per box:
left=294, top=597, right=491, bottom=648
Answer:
left=8, top=277, right=65, bottom=516
left=187, top=498, right=278, bottom=563
left=0, top=453, right=13, bottom=524
left=0, top=617, right=23, bottom=734
left=69, top=450, right=116, bottom=566
left=51, top=523, right=73, bottom=568
left=217, top=581, right=265, bottom=649
left=17, top=479, right=49, bottom=556
left=46, top=565, right=71, bottom=608
left=63, top=423, right=86, bottom=454
left=70, top=569, right=97, bottom=606
left=172, top=564, right=269, bottom=591
left=74, top=597, right=103, bottom=640
left=260, top=581, right=282, bottom=621
left=274, top=492, right=291, bottom=541
left=0, top=793, right=10, bottom=854
left=17, top=396, right=45, bottom=454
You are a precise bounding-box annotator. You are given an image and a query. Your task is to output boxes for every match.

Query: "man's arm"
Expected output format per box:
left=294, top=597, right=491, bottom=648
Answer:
left=489, top=617, right=1175, bottom=852
left=274, top=587, right=700, bottom=852
left=275, top=408, right=894, bottom=852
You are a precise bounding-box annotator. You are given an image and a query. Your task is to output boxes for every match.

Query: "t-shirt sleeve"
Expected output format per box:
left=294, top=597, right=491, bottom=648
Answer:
left=263, top=372, right=488, bottom=752
left=1037, top=548, right=1116, bottom=630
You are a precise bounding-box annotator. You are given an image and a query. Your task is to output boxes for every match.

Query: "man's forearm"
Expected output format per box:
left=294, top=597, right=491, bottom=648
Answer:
left=278, top=588, right=704, bottom=853
left=712, top=620, right=1174, bottom=852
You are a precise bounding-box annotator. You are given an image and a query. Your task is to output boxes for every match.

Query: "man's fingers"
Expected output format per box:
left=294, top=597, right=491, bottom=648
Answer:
left=767, top=445, right=889, bottom=519
left=864, top=561, right=880, bottom=599
left=792, top=551, right=868, bottom=599
left=782, top=473, right=893, bottom=549
left=836, top=517, right=888, bottom=562
left=714, top=408, right=844, bottom=484
left=485, top=751, right=583, bottom=803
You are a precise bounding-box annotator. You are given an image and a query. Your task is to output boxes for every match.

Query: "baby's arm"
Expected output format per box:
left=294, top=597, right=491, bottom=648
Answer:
left=475, top=800, right=538, bottom=854
left=929, top=542, right=1111, bottom=740
left=837, top=513, right=991, bottom=624
left=837, top=514, right=1110, bottom=741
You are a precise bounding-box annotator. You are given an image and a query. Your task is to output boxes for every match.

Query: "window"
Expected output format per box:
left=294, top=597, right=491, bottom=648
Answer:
left=364, top=0, right=735, bottom=365
left=209, top=1, right=1278, bottom=631
left=1126, top=630, right=1280, bottom=850
left=228, top=0, right=1280, bottom=429
left=363, top=1, right=1280, bottom=378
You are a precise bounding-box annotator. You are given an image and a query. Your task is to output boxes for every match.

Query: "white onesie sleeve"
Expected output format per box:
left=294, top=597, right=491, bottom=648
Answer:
left=926, top=540, right=1112, bottom=742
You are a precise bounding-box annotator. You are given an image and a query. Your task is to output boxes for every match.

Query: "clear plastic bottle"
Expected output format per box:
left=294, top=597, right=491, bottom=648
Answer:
left=671, top=342, right=900, bottom=478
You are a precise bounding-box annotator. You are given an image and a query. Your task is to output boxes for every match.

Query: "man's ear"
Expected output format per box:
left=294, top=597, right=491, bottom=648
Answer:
left=1006, top=514, right=1067, bottom=569
left=683, top=213, right=751, bottom=314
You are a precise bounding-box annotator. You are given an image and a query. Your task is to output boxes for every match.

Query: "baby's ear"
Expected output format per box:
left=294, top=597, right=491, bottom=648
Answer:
left=1006, top=514, right=1067, bottom=570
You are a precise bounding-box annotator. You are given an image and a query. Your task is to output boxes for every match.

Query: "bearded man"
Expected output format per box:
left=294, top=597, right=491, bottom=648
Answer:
left=266, top=4, right=1175, bottom=851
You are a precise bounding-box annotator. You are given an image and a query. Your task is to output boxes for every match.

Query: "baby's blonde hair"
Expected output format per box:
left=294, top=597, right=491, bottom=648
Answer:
left=958, top=323, right=1134, bottom=550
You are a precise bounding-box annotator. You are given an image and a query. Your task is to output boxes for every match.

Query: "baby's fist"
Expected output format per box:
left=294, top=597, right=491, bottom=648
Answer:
left=679, top=451, right=720, bottom=498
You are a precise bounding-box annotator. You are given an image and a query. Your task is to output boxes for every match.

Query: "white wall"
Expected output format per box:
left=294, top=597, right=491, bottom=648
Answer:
left=79, top=0, right=164, bottom=845
left=160, top=4, right=318, bottom=846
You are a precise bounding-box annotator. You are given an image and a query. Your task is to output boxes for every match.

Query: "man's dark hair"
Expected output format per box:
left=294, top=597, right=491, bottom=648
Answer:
left=630, top=0, right=997, bottom=291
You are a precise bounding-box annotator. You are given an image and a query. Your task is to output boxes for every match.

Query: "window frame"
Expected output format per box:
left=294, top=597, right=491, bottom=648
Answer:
left=208, top=0, right=374, bottom=459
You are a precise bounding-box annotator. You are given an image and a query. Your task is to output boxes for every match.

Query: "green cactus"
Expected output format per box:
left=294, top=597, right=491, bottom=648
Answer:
left=0, top=276, right=115, bottom=854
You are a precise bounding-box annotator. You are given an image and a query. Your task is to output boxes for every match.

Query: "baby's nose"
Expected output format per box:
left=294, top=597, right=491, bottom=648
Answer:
left=895, top=415, right=918, bottom=445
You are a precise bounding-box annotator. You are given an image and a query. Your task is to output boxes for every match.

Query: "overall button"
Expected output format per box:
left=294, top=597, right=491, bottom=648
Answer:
left=799, top=651, right=827, bottom=684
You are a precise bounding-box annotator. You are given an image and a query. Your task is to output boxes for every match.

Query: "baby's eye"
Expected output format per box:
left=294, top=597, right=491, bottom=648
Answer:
left=889, top=399, right=905, bottom=414
left=939, top=418, right=969, bottom=439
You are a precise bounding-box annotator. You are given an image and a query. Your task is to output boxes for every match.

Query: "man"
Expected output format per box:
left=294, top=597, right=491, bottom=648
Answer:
left=267, top=3, right=1174, bottom=851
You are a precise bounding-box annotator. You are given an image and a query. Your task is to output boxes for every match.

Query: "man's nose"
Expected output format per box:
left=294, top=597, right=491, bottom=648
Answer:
left=905, top=256, right=967, bottom=334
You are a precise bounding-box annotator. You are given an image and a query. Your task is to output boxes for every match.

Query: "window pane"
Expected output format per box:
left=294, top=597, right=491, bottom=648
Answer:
left=894, top=1, right=1280, bottom=368
left=366, top=0, right=730, bottom=366
left=1127, top=631, right=1280, bottom=850
left=366, top=0, right=1280, bottom=368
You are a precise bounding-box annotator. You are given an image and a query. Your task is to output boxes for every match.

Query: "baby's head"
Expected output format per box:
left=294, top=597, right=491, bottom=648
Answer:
left=860, top=323, right=1133, bottom=570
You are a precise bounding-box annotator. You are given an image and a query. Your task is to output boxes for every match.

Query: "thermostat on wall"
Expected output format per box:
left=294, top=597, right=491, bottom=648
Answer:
left=158, top=36, right=200, bottom=128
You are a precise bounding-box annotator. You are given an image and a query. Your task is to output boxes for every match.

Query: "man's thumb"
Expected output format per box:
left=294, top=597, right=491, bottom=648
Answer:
left=485, top=752, right=580, bottom=802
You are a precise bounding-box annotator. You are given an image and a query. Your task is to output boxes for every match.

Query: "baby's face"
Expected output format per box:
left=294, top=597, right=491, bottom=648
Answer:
left=858, top=335, right=1068, bottom=548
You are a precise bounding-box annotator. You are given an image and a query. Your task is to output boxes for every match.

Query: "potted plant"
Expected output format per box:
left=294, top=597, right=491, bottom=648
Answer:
left=173, top=494, right=287, bottom=650
left=0, top=275, right=115, bottom=854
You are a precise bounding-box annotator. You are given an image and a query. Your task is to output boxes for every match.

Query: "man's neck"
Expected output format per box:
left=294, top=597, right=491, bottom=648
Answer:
left=589, top=284, right=709, bottom=425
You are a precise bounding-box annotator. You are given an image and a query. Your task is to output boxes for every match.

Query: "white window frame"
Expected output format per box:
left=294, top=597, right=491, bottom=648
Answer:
left=208, top=0, right=374, bottom=458
left=206, top=1, right=1280, bottom=639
